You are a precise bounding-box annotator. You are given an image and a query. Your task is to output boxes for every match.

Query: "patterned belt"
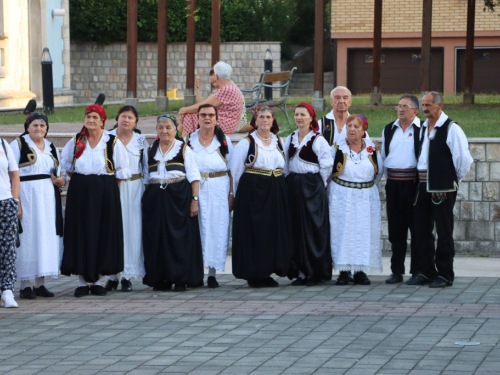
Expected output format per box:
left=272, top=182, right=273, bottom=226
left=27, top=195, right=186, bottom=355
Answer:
left=333, top=177, right=374, bottom=189
left=125, top=173, right=142, bottom=182
left=245, top=167, right=283, bottom=177
left=149, top=176, right=186, bottom=185
left=418, top=170, right=428, bottom=182
left=200, top=171, right=228, bottom=179
left=387, top=168, right=417, bottom=181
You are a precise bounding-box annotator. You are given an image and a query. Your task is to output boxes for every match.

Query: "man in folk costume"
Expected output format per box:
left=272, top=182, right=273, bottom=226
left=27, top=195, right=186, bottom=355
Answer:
left=381, top=95, right=422, bottom=284
left=411, top=92, right=473, bottom=288
left=317, top=86, right=352, bottom=146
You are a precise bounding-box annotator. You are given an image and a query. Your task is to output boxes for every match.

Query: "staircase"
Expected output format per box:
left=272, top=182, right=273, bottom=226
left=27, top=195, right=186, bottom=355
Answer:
left=288, top=71, right=335, bottom=97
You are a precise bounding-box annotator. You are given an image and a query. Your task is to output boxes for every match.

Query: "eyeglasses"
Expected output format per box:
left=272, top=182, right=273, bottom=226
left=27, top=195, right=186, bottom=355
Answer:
left=199, top=113, right=216, bottom=118
left=395, top=105, right=416, bottom=110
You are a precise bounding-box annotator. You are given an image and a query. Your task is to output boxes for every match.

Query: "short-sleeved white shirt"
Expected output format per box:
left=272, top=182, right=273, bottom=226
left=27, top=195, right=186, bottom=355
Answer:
left=0, top=139, right=19, bottom=201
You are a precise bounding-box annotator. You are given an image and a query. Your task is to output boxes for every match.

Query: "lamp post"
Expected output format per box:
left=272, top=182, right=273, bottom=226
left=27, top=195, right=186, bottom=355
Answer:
left=41, top=48, right=54, bottom=114
left=264, top=49, right=273, bottom=100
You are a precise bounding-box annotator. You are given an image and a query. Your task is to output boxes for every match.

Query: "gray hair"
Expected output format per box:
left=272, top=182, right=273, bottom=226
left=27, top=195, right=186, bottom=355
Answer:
left=399, top=94, right=419, bottom=110
left=214, top=61, right=232, bottom=80
left=427, top=91, right=444, bottom=105
left=330, top=86, right=352, bottom=98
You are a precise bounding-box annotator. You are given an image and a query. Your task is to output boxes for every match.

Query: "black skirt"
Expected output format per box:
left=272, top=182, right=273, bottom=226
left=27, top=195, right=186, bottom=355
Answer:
left=232, top=172, right=292, bottom=280
left=61, top=174, right=124, bottom=283
left=287, top=172, right=332, bottom=281
left=142, top=179, right=203, bottom=286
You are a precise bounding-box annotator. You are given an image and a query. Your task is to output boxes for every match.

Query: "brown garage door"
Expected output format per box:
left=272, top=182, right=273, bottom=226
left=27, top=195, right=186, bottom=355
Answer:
left=347, top=48, right=444, bottom=95
left=456, top=48, right=500, bottom=94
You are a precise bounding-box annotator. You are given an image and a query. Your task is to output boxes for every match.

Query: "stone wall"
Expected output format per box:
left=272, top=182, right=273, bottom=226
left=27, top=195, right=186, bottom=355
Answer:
left=70, top=42, right=281, bottom=103
left=379, top=139, right=500, bottom=256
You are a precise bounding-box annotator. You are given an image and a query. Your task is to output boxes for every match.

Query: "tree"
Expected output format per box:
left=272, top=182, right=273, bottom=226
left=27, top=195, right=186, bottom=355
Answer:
left=484, top=0, right=500, bottom=11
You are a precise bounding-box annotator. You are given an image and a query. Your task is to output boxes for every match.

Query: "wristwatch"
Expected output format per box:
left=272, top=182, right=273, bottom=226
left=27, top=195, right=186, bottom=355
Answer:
left=192, top=196, right=199, bottom=201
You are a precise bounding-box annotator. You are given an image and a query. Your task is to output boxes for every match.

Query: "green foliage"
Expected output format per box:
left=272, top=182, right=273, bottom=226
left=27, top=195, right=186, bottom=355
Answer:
left=70, top=0, right=296, bottom=47
left=483, top=0, right=500, bottom=11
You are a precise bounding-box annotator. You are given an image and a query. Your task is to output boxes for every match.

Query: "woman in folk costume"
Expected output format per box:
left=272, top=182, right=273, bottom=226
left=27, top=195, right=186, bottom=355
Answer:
left=104, top=106, right=148, bottom=292
left=229, top=106, right=292, bottom=288
left=142, top=114, right=203, bottom=293
left=328, top=114, right=383, bottom=286
left=285, top=103, right=334, bottom=286
left=60, top=105, right=131, bottom=297
left=185, top=104, right=233, bottom=288
left=11, top=110, right=65, bottom=300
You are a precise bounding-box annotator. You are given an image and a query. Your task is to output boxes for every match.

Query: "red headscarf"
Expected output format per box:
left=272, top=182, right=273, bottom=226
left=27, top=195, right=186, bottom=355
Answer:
left=296, top=102, right=319, bottom=134
left=249, top=106, right=280, bottom=135
left=74, top=105, right=108, bottom=160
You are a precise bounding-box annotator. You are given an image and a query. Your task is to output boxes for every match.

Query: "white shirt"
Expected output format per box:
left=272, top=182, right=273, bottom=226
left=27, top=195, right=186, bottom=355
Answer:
left=284, top=130, right=333, bottom=187
left=318, top=111, right=370, bottom=146
left=108, top=129, right=149, bottom=178
left=187, top=130, right=234, bottom=173
left=229, top=132, right=285, bottom=197
left=61, top=130, right=131, bottom=180
left=381, top=118, right=421, bottom=175
left=417, top=111, right=473, bottom=181
left=335, top=140, right=383, bottom=184
left=10, top=135, right=62, bottom=178
left=143, top=139, right=201, bottom=184
left=0, top=138, right=19, bottom=201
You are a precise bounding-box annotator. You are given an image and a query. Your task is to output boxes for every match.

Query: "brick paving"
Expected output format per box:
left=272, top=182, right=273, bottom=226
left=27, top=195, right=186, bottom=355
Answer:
left=1, top=275, right=500, bottom=374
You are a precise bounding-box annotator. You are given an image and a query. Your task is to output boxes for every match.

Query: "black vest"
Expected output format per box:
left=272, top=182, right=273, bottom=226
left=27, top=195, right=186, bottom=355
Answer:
left=287, top=132, right=322, bottom=165
left=17, top=136, right=59, bottom=169
left=421, top=118, right=458, bottom=192
left=148, top=140, right=187, bottom=174
left=244, top=135, right=284, bottom=168
left=320, top=116, right=335, bottom=146
left=332, top=143, right=379, bottom=180
left=383, top=120, right=421, bottom=160
left=72, top=133, right=117, bottom=173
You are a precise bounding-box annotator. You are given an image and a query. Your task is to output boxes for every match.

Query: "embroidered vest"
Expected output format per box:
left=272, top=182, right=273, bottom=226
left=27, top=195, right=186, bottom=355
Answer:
left=148, top=140, right=187, bottom=174
left=288, top=132, right=321, bottom=165
left=320, top=116, right=335, bottom=146
left=383, top=120, right=421, bottom=160
left=420, top=118, right=458, bottom=192
left=72, top=133, right=117, bottom=173
left=244, top=134, right=284, bottom=168
left=332, top=143, right=379, bottom=179
left=17, top=136, right=59, bottom=169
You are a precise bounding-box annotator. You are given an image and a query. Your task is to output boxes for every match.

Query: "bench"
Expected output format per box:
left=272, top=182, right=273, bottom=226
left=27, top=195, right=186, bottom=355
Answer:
left=240, top=67, right=297, bottom=125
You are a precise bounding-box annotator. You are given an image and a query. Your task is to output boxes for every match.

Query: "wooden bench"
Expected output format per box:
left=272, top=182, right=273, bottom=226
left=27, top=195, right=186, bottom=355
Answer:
left=240, top=67, right=297, bottom=125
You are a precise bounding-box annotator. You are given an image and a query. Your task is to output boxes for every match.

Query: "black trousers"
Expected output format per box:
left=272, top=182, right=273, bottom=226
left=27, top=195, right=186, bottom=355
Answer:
left=412, top=182, right=457, bottom=282
left=385, top=179, right=417, bottom=275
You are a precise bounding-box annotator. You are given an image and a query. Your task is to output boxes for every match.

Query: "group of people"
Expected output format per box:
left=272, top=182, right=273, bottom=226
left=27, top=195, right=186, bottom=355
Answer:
left=0, top=60, right=473, bottom=309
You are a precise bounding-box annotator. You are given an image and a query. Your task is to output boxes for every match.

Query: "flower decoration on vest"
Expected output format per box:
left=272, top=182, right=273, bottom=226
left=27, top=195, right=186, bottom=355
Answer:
left=223, top=138, right=228, bottom=146
left=366, top=146, right=374, bottom=154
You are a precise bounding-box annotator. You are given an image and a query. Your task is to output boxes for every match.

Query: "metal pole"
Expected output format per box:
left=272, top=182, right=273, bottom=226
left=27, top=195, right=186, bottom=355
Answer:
left=41, top=48, right=54, bottom=114
left=156, top=0, right=169, bottom=110
left=464, top=0, right=475, bottom=104
left=312, top=0, right=325, bottom=111
left=211, top=0, right=220, bottom=67
left=264, top=49, right=273, bottom=100
left=126, top=0, right=138, bottom=99
left=420, top=0, right=432, bottom=95
left=185, top=0, right=196, bottom=106
left=370, top=0, right=382, bottom=105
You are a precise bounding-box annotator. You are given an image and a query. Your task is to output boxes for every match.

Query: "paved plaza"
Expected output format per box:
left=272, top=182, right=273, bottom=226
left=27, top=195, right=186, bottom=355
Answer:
left=2, top=261, right=500, bottom=375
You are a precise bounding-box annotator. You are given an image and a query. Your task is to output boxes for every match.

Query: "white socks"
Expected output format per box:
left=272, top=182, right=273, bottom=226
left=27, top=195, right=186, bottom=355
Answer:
left=298, top=271, right=306, bottom=280
left=208, top=267, right=216, bottom=278
left=78, top=275, right=88, bottom=287
left=108, top=274, right=118, bottom=281
left=35, top=278, right=44, bottom=288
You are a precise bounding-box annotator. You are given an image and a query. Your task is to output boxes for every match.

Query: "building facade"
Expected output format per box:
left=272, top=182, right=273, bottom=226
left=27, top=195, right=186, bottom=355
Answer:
left=330, top=0, right=500, bottom=94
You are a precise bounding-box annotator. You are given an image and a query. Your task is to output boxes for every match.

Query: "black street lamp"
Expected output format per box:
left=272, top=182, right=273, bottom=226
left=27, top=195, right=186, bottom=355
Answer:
left=41, top=48, right=54, bottom=114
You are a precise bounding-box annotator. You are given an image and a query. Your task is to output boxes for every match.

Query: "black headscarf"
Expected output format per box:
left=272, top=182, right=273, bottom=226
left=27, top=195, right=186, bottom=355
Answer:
left=22, top=112, right=49, bottom=137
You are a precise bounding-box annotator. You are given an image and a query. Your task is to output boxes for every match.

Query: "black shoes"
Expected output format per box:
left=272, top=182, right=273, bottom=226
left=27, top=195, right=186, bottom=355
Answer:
left=429, top=277, right=453, bottom=288
left=90, top=285, right=107, bottom=296
left=291, top=277, right=307, bottom=286
left=121, top=279, right=132, bottom=292
left=385, top=274, right=403, bottom=284
left=74, top=286, right=90, bottom=297
left=353, top=272, right=371, bottom=285
left=104, top=279, right=119, bottom=291
left=263, top=277, right=279, bottom=287
left=336, top=271, right=350, bottom=285
left=153, top=281, right=172, bottom=292
left=306, top=277, right=318, bottom=286
left=207, top=276, right=219, bottom=289
left=174, top=284, right=186, bottom=292
left=34, top=285, right=54, bottom=297
left=247, top=279, right=264, bottom=288
left=406, top=274, right=429, bottom=286
left=20, top=287, right=36, bottom=299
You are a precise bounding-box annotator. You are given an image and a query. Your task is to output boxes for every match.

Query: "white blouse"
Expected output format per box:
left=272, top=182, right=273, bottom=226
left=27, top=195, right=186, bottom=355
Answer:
left=229, top=132, right=285, bottom=197
left=61, top=130, right=131, bottom=180
left=143, top=139, right=201, bottom=184
left=0, top=138, right=19, bottom=201
left=284, top=130, right=333, bottom=186
left=334, top=140, right=383, bottom=184
left=187, top=130, right=233, bottom=173
left=108, top=129, right=149, bottom=178
left=10, top=135, right=62, bottom=178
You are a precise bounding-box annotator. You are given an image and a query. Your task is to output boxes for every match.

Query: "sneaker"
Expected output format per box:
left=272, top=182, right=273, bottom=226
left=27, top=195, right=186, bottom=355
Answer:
left=1, top=290, right=19, bottom=308
left=20, top=287, right=36, bottom=299
left=207, top=276, right=219, bottom=289
left=121, top=279, right=132, bottom=292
